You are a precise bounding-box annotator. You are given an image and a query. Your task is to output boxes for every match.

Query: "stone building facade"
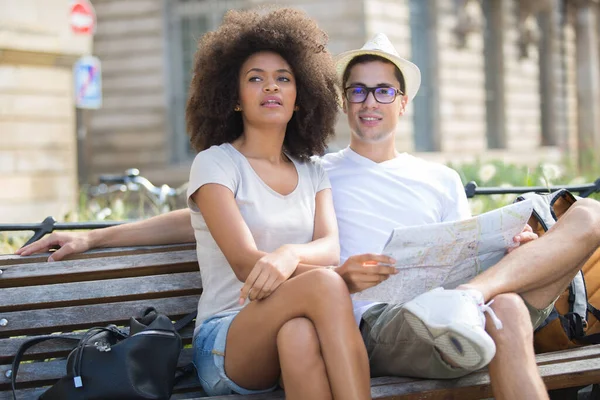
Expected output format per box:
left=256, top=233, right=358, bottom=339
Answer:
left=1, top=0, right=598, bottom=223
left=83, top=0, right=599, bottom=187
left=0, top=0, right=93, bottom=223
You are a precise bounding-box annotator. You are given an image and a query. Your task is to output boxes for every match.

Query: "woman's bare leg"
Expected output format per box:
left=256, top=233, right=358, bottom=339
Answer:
left=223, top=269, right=370, bottom=400
left=277, top=318, right=332, bottom=400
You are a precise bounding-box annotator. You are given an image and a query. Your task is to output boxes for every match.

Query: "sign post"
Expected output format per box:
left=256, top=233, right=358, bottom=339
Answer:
left=74, top=55, right=102, bottom=183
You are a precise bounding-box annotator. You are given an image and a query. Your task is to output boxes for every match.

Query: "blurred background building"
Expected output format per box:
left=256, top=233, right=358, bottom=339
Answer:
left=0, top=0, right=93, bottom=223
left=1, top=0, right=599, bottom=222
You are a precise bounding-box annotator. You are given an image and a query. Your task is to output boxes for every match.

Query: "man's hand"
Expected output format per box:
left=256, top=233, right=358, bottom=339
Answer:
left=336, top=253, right=397, bottom=294
left=239, top=246, right=300, bottom=304
left=15, top=232, right=93, bottom=262
left=507, top=224, right=538, bottom=253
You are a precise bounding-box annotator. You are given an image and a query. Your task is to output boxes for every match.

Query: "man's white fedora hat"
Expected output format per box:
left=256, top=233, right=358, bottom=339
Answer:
left=334, top=33, right=422, bottom=102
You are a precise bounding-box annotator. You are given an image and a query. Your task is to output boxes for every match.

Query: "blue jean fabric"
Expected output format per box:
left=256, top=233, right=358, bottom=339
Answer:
left=192, top=311, right=278, bottom=396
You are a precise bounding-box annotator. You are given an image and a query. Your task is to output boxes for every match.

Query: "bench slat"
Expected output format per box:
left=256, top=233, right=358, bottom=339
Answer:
left=0, top=250, right=199, bottom=288
left=0, top=272, right=202, bottom=313
left=366, top=358, right=600, bottom=400
left=535, top=344, right=600, bottom=364
left=0, top=387, right=48, bottom=400
left=0, top=348, right=195, bottom=391
left=364, top=345, right=600, bottom=389
left=0, top=388, right=209, bottom=400
left=540, top=358, right=600, bottom=390
left=0, top=296, right=199, bottom=337
left=0, top=244, right=196, bottom=266
left=2, top=348, right=599, bottom=399
left=0, top=327, right=197, bottom=365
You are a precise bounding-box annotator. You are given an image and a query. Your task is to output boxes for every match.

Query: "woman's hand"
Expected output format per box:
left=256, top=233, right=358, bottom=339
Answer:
left=336, top=254, right=397, bottom=294
left=239, top=246, right=300, bottom=303
left=15, top=232, right=93, bottom=261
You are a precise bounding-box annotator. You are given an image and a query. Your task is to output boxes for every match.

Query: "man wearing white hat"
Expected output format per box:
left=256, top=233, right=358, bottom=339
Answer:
left=327, top=32, right=598, bottom=399
left=323, top=33, right=550, bottom=398
left=19, top=32, right=600, bottom=399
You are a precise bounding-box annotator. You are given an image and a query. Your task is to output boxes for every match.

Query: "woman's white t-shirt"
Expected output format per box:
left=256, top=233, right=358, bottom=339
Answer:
left=187, top=143, right=331, bottom=334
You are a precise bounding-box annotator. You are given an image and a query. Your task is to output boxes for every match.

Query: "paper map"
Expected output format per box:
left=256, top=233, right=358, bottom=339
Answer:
left=352, top=199, right=534, bottom=304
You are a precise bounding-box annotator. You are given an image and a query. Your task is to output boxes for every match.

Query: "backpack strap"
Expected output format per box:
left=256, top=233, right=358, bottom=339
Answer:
left=588, top=302, right=600, bottom=322
left=516, top=189, right=578, bottom=232
left=575, top=331, right=600, bottom=345
left=570, top=271, right=588, bottom=324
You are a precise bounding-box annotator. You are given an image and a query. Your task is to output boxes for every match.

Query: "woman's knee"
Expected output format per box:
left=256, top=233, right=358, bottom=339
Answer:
left=487, top=293, right=533, bottom=345
left=277, top=318, right=321, bottom=364
left=302, top=268, right=351, bottom=301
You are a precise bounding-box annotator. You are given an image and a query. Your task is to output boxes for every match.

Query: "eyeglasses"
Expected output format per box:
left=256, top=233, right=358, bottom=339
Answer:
left=344, top=86, right=403, bottom=104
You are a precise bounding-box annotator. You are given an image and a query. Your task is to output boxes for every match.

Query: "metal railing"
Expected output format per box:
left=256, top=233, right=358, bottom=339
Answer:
left=464, top=177, right=600, bottom=199
left=1, top=177, right=599, bottom=247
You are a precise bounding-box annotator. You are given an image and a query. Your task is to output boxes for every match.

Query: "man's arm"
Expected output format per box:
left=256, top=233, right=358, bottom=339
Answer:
left=16, top=209, right=194, bottom=261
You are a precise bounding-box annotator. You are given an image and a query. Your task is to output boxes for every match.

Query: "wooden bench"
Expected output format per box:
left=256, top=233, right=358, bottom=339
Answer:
left=1, top=244, right=599, bottom=399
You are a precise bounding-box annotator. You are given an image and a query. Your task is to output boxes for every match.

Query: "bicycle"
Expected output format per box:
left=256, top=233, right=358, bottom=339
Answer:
left=81, top=168, right=189, bottom=220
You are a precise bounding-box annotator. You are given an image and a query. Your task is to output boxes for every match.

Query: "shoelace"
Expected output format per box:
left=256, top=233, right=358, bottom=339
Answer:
left=479, top=299, right=503, bottom=330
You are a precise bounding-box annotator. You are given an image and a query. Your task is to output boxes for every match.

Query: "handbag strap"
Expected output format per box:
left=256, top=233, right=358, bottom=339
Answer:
left=11, top=335, right=81, bottom=400
left=171, top=311, right=198, bottom=386
left=173, top=311, right=197, bottom=332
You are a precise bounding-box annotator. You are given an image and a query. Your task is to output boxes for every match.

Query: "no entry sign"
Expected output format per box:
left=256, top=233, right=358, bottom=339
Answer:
left=70, top=0, right=96, bottom=35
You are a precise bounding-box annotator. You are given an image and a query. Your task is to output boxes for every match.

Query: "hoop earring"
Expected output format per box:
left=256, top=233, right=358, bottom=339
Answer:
left=234, top=105, right=242, bottom=112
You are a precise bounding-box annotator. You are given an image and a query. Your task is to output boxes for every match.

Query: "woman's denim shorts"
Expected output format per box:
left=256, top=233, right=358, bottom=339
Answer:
left=193, top=310, right=278, bottom=396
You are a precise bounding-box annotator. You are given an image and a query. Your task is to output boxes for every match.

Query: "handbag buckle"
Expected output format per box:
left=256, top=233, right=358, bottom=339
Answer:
left=94, top=341, right=112, bottom=352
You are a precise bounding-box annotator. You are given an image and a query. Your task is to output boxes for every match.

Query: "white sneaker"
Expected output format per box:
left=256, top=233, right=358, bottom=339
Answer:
left=401, top=287, right=502, bottom=371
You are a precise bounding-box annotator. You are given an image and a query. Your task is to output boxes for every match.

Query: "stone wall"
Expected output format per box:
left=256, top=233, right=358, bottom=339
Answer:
left=85, top=0, right=170, bottom=182
left=0, top=0, right=92, bottom=223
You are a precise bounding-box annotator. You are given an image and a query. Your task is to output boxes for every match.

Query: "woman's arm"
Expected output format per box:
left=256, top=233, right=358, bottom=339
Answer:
left=191, top=183, right=267, bottom=281
left=16, top=209, right=194, bottom=261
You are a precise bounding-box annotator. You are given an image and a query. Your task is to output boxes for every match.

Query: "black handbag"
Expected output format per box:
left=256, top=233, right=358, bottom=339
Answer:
left=11, top=308, right=196, bottom=400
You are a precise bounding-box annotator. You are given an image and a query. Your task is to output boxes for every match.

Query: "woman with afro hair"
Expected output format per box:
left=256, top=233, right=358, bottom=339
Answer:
left=184, top=7, right=371, bottom=400
left=16, top=7, right=373, bottom=399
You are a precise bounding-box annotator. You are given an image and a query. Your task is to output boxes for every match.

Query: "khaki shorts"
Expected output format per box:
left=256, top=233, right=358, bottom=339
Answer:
left=360, top=296, right=554, bottom=379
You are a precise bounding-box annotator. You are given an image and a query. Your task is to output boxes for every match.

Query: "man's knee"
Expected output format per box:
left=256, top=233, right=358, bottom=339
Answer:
left=486, top=293, right=533, bottom=345
left=564, top=199, right=600, bottom=240
left=277, top=318, right=320, bottom=361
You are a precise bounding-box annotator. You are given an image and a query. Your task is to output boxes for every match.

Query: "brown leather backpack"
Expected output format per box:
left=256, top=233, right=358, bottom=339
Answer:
left=516, top=189, right=600, bottom=353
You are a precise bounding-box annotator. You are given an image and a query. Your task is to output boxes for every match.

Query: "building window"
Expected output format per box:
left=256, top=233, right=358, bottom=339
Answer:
left=165, top=0, right=245, bottom=163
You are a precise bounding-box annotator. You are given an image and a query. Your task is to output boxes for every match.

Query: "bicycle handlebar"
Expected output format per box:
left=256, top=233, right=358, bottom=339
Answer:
left=98, top=168, right=141, bottom=184
left=95, top=169, right=187, bottom=202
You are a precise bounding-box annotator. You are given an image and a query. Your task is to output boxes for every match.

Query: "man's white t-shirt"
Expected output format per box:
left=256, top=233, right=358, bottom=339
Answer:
left=319, top=147, right=471, bottom=323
